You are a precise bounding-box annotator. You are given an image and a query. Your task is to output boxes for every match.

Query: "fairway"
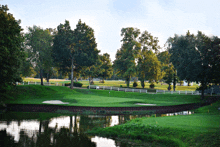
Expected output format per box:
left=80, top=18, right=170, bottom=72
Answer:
left=23, top=78, right=199, bottom=91
left=6, top=85, right=201, bottom=107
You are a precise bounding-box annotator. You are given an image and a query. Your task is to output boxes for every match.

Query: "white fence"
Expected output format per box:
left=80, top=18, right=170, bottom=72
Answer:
left=16, top=82, right=202, bottom=95
left=16, top=82, right=65, bottom=86
left=88, top=85, right=201, bottom=95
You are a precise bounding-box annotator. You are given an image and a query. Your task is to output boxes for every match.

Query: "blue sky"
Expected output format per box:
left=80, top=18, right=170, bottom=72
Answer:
left=2, top=0, right=220, bottom=61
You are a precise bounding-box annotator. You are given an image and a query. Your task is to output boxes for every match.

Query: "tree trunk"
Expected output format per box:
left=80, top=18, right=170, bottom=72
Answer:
left=141, top=79, right=145, bottom=88
left=188, top=80, right=190, bottom=86
left=47, top=73, right=49, bottom=82
left=126, top=77, right=130, bottom=87
left=71, top=58, right=74, bottom=89
left=173, top=72, right=176, bottom=91
left=201, top=80, right=205, bottom=99
left=40, top=69, right=43, bottom=85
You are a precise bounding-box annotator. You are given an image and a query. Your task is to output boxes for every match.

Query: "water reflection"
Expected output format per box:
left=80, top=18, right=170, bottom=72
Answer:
left=0, top=111, right=193, bottom=147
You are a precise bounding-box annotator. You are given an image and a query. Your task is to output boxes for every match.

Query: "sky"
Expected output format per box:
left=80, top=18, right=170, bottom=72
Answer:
left=2, top=0, right=220, bottom=61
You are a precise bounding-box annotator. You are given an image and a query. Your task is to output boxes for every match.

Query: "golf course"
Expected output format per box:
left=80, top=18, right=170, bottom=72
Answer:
left=3, top=83, right=220, bottom=147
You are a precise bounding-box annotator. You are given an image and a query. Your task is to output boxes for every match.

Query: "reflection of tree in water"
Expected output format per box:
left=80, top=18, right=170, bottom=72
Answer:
left=0, top=130, right=18, bottom=147
left=36, top=117, right=96, bottom=147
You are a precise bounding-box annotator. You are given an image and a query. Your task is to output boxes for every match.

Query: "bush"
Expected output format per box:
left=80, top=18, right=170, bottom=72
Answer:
left=133, top=82, right=138, bottom=87
left=65, top=82, right=83, bottom=87
left=74, top=82, right=83, bottom=87
left=120, top=85, right=123, bottom=88
left=65, top=83, right=71, bottom=86
left=149, top=83, right=155, bottom=89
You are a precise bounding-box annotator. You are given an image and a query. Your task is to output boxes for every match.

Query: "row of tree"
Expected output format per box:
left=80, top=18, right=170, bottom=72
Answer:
left=1, top=4, right=220, bottom=100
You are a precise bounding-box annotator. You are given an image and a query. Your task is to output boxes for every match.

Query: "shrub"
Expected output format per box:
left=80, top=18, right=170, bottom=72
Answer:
left=65, top=83, right=71, bottom=86
left=133, top=82, right=138, bottom=87
left=73, top=82, right=83, bottom=87
left=120, top=85, right=123, bottom=88
left=65, top=82, right=83, bottom=87
left=149, top=83, right=155, bottom=89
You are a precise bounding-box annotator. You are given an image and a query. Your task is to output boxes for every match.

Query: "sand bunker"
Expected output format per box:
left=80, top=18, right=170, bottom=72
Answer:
left=42, top=100, right=69, bottom=104
left=135, top=103, right=156, bottom=106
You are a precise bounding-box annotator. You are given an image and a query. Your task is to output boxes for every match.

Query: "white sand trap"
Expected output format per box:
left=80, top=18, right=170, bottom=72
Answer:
left=135, top=103, right=156, bottom=106
left=42, top=100, right=69, bottom=104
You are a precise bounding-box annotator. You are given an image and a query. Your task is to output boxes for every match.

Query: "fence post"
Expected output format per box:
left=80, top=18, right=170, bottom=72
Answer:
left=103, top=86, right=105, bottom=90
left=179, top=91, right=180, bottom=94
left=192, top=91, right=193, bottom=95
left=132, top=89, right=134, bottom=92
left=111, top=87, right=112, bottom=90
left=140, top=89, right=141, bottom=93
left=23, top=82, right=24, bottom=85
left=156, top=89, right=157, bottom=94
left=171, top=91, right=173, bottom=94
left=125, top=88, right=126, bottom=92
left=28, top=82, right=29, bottom=85
left=146, top=90, right=147, bottom=93
left=185, top=91, right=187, bottom=94
left=118, top=88, right=119, bottom=91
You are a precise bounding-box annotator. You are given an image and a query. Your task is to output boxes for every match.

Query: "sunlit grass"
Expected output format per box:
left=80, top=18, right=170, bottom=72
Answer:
left=6, top=85, right=201, bottom=107
left=87, top=101, right=220, bottom=147
left=23, top=78, right=199, bottom=91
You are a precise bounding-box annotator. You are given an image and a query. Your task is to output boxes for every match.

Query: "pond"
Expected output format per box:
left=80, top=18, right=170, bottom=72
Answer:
left=0, top=111, right=193, bottom=147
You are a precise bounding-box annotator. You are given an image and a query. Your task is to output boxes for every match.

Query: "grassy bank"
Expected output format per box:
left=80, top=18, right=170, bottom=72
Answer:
left=23, top=78, right=199, bottom=91
left=5, top=85, right=201, bottom=107
left=87, top=101, right=220, bottom=147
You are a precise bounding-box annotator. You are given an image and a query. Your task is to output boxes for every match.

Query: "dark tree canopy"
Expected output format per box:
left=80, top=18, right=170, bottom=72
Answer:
left=167, top=31, right=220, bottom=97
left=0, top=5, right=25, bottom=97
left=53, top=19, right=100, bottom=88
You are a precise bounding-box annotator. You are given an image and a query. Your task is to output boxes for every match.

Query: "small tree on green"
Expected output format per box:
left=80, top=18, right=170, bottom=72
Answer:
left=99, top=53, right=113, bottom=83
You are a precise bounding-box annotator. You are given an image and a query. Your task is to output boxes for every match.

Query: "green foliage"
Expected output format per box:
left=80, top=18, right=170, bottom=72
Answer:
left=114, top=27, right=141, bottom=87
left=25, top=26, right=53, bottom=85
left=167, top=31, right=220, bottom=97
left=133, top=82, right=138, bottom=87
left=0, top=5, right=25, bottom=100
left=99, top=53, right=113, bottom=82
left=53, top=20, right=100, bottom=89
left=138, top=50, right=162, bottom=83
left=149, top=83, right=155, bottom=89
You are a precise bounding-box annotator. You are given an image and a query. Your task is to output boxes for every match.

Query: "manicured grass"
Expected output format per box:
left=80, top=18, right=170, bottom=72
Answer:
left=87, top=101, right=220, bottom=147
left=23, top=78, right=199, bottom=91
left=6, top=85, right=202, bottom=107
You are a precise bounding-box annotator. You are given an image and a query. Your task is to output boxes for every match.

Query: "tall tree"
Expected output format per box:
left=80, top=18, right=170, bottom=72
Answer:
left=137, top=30, right=161, bottom=88
left=114, top=27, right=141, bottom=87
left=167, top=31, right=220, bottom=98
left=137, top=50, right=162, bottom=88
left=53, top=20, right=99, bottom=89
left=99, top=53, right=113, bottom=82
left=25, top=26, right=53, bottom=85
left=0, top=5, right=25, bottom=99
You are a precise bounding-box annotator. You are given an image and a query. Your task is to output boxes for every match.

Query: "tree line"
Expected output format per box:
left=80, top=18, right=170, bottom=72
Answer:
left=1, top=5, right=220, bottom=100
